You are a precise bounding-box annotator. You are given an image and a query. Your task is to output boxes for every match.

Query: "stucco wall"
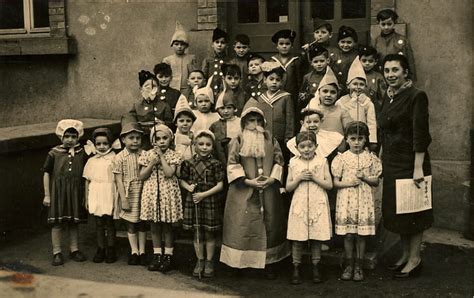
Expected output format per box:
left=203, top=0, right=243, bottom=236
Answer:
left=0, top=0, right=211, bottom=127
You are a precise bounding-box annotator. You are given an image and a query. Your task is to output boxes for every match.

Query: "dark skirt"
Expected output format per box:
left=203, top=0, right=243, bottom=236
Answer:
left=182, top=192, right=222, bottom=232
left=48, top=176, right=87, bottom=225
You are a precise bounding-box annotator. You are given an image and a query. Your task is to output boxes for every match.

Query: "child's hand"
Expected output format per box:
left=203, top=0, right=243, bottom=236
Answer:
left=187, top=183, right=196, bottom=193
left=259, top=177, right=275, bottom=189
left=245, top=177, right=262, bottom=189
left=298, top=92, right=307, bottom=102
left=43, top=195, right=51, bottom=207
left=298, top=170, right=313, bottom=181
left=346, top=178, right=361, bottom=187
left=356, top=169, right=364, bottom=179
left=301, top=43, right=310, bottom=50
left=121, top=200, right=131, bottom=211
left=192, top=192, right=206, bottom=204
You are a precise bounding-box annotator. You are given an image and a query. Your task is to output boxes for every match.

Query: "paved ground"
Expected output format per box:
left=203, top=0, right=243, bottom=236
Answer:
left=0, top=220, right=473, bottom=297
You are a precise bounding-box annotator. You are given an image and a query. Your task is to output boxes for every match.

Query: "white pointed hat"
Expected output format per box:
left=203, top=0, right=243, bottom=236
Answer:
left=347, top=56, right=366, bottom=84
left=170, top=21, right=188, bottom=46
left=215, top=82, right=236, bottom=110
left=174, top=94, right=196, bottom=121
left=194, top=75, right=215, bottom=104
left=306, top=67, right=339, bottom=109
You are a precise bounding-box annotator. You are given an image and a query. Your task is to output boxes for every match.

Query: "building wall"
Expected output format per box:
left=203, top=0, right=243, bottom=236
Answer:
left=0, top=0, right=212, bottom=127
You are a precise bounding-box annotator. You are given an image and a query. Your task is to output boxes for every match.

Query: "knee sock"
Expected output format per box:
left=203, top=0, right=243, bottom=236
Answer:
left=138, top=231, right=147, bottom=255
left=311, top=241, right=321, bottom=265
left=51, top=225, right=62, bottom=255
left=69, top=223, right=79, bottom=252
left=128, top=232, right=139, bottom=254
left=292, top=241, right=304, bottom=264
left=164, top=247, right=174, bottom=255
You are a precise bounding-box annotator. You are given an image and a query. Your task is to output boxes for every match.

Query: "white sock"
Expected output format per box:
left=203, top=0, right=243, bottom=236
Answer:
left=128, top=233, right=138, bottom=254
left=164, top=247, right=174, bottom=255
left=138, top=231, right=147, bottom=255
left=153, top=247, right=162, bottom=254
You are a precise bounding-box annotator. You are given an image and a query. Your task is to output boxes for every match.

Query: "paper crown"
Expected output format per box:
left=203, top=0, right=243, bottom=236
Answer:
left=55, top=119, right=84, bottom=139
left=306, top=67, right=339, bottom=109
left=347, top=56, right=366, bottom=84
left=170, top=21, right=188, bottom=46
left=193, top=75, right=215, bottom=104
left=174, top=94, right=196, bottom=121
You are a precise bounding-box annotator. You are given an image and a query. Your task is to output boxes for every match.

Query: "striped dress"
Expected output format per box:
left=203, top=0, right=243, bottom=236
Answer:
left=112, top=148, right=143, bottom=223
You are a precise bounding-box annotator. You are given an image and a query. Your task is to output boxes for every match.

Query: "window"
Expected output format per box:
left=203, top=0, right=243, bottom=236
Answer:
left=0, top=0, right=50, bottom=35
left=341, top=0, right=366, bottom=19
left=267, top=0, right=288, bottom=23
left=238, top=0, right=259, bottom=23
left=311, top=0, right=334, bottom=20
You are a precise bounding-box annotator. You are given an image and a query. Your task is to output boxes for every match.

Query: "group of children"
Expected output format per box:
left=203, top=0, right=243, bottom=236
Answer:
left=42, top=9, right=416, bottom=284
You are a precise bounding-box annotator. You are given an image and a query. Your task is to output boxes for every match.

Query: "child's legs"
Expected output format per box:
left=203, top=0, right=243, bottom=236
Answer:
left=162, top=223, right=174, bottom=255
left=310, top=240, right=322, bottom=265
left=150, top=222, right=163, bottom=253
left=104, top=215, right=116, bottom=247
left=51, top=223, right=63, bottom=255
left=344, top=234, right=355, bottom=259
left=193, top=229, right=205, bottom=260
left=138, top=222, right=147, bottom=254
left=68, top=222, right=79, bottom=252
left=291, top=241, right=305, bottom=264
left=127, top=222, right=139, bottom=254
left=95, top=216, right=106, bottom=248
left=204, top=231, right=216, bottom=261
left=355, top=235, right=366, bottom=260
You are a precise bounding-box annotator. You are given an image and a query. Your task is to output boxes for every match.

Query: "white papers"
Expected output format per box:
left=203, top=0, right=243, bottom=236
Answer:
left=396, top=175, right=432, bottom=214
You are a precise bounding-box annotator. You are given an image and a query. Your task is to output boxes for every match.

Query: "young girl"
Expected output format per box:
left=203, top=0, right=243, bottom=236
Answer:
left=191, top=78, right=220, bottom=133
left=331, top=26, right=359, bottom=95
left=113, top=122, right=147, bottom=266
left=83, top=128, right=119, bottom=264
left=42, top=119, right=88, bottom=266
left=183, top=70, right=206, bottom=110
left=180, top=130, right=225, bottom=278
left=332, top=122, right=382, bottom=281
left=174, top=95, right=196, bottom=161
left=286, top=131, right=333, bottom=284
left=139, top=124, right=183, bottom=272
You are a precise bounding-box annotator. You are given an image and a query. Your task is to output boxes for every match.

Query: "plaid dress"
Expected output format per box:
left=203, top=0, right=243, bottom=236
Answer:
left=181, top=154, right=225, bottom=232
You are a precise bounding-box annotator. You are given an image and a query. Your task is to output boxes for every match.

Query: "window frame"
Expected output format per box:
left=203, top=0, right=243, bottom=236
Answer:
left=0, top=0, right=50, bottom=36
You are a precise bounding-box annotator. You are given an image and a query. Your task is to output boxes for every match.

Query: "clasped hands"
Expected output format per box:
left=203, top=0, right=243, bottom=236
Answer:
left=245, top=175, right=275, bottom=190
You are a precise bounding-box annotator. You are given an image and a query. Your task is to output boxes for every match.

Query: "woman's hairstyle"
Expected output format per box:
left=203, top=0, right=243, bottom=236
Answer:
left=383, top=54, right=410, bottom=76
left=344, top=121, right=370, bottom=144
left=376, top=9, right=399, bottom=23
left=295, top=131, right=317, bottom=146
left=301, top=108, right=324, bottom=121
left=221, top=63, right=241, bottom=77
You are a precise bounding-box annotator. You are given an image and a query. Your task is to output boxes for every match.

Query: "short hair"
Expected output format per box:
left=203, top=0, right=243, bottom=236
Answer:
left=93, top=132, right=110, bottom=144
left=376, top=9, right=399, bottom=23
left=263, top=67, right=285, bottom=78
left=358, top=45, right=379, bottom=59
left=383, top=54, right=410, bottom=77
left=247, top=53, right=265, bottom=65
left=234, top=34, right=250, bottom=45
left=222, top=64, right=242, bottom=77
left=344, top=121, right=370, bottom=143
left=295, top=131, right=317, bottom=146
left=188, top=69, right=205, bottom=78
left=153, top=63, right=172, bottom=76
left=174, top=110, right=196, bottom=123
left=317, top=23, right=332, bottom=33
left=64, top=127, right=79, bottom=136
left=301, top=108, right=324, bottom=121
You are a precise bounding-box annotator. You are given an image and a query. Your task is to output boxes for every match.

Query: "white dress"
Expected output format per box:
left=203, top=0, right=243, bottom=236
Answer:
left=287, top=155, right=332, bottom=241
left=83, top=151, right=118, bottom=217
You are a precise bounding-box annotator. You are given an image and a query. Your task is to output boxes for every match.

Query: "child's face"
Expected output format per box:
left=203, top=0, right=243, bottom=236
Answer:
left=310, top=54, right=329, bottom=73
left=224, top=74, right=241, bottom=90
left=248, top=59, right=263, bottom=76
left=187, top=72, right=205, bottom=88
left=244, top=114, right=264, bottom=130
left=265, top=73, right=283, bottom=92
left=319, top=84, right=338, bottom=106
left=95, top=136, right=110, bottom=153
left=313, top=27, right=332, bottom=43
left=297, top=139, right=317, bottom=160
left=234, top=42, right=250, bottom=58
left=217, top=104, right=236, bottom=120
left=122, top=132, right=142, bottom=152
left=276, top=38, right=292, bottom=55
left=338, top=37, right=356, bottom=52
left=62, top=132, right=79, bottom=148
left=172, top=41, right=187, bottom=55
left=212, top=38, right=227, bottom=54
left=156, top=73, right=171, bottom=87
left=176, top=114, right=194, bottom=134
left=301, top=114, right=322, bottom=133
left=348, top=78, right=366, bottom=96
left=153, top=131, right=171, bottom=152
left=195, top=136, right=213, bottom=157
left=346, top=133, right=366, bottom=153
left=196, top=95, right=212, bottom=113
left=378, top=17, right=395, bottom=35
left=360, top=55, right=377, bottom=72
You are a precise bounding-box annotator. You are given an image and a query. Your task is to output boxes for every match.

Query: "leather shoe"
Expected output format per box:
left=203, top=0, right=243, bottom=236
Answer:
left=387, top=262, right=407, bottom=271
left=395, top=261, right=422, bottom=279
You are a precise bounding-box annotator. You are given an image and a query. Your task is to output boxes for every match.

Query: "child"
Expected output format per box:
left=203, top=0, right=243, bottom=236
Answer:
left=270, top=29, right=302, bottom=110
left=286, top=131, right=333, bottom=284
left=331, top=26, right=359, bottom=95
left=122, top=70, right=173, bottom=149
left=302, top=18, right=337, bottom=59
left=191, top=78, right=220, bottom=133
left=299, top=45, right=331, bottom=115
left=228, top=34, right=251, bottom=88
left=139, top=124, right=183, bottom=272
left=220, top=104, right=289, bottom=279
left=221, top=63, right=248, bottom=116
left=202, top=27, right=229, bottom=98
left=153, top=63, right=184, bottom=120
left=174, top=95, right=196, bottom=161
left=372, top=9, right=416, bottom=80
left=244, top=54, right=266, bottom=99
left=182, top=70, right=206, bottom=110
left=209, top=88, right=241, bottom=168
left=245, top=61, right=294, bottom=152
left=83, top=128, right=119, bottom=264
left=180, top=130, right=225, bottom=278
left=43, top=119, right=88, bottom=266
left=113, top=122, right=147, bottom=266
left=332, top=121, right=382, bottom=281
left=163, top=21, right=198, bottom=93
left=359, top=45, right=386, bottom=115
left=336, top=56, right=377, bottom=151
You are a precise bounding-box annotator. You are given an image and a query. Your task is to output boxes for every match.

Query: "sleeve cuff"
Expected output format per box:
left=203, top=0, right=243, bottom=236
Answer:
left=227, top=164, right=246, bottom=183
left=270, top=164, right=283, bottom=183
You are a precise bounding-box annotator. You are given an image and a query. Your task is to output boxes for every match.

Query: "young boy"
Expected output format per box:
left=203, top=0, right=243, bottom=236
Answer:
left=335, top=56, right=377, bottom=151
left=191, top=80, right=220, bottom=133
left=359, top=46, right=387, bottom=117
left=270, top=29, right=301, bottom=111
left=372, top=9, right=416, bottom=80
left=331, top=26, right=359, bottom=95
left=222, top=63, right=248, bottom=116
left=228, top=34, right=251, bottom=88
left=163, top=21, right=198, bottom=93
left=209, top=88, right=241, bottom=168
left=220, top=103, right=289, bottom=279
left=301, top=18, right=337, bottom=71
left=182, top=70, right=206, bottom=110
left=153, top=63, right=183, bottom=120
left=173, top=95, right=196, bottom=161
left=244, top=54, right=266, bottom=100
left=202, top=27, right=229, bottom=98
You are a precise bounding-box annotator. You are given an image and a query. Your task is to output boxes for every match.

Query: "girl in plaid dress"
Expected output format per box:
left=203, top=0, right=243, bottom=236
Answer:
left=180, top=130, right=225, bottom=278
